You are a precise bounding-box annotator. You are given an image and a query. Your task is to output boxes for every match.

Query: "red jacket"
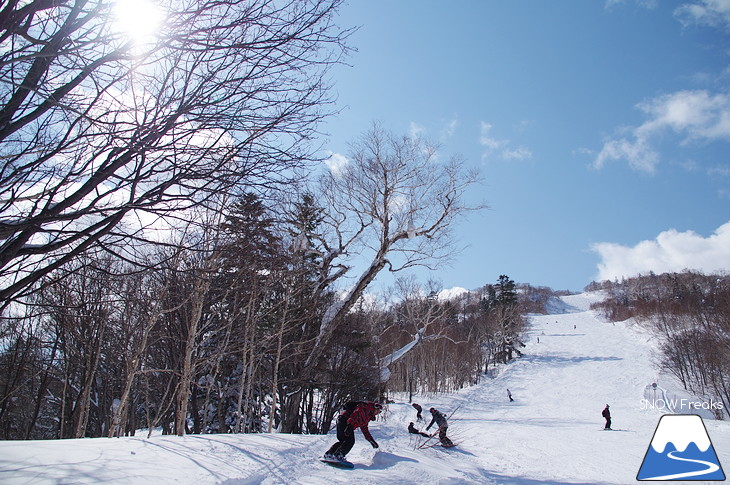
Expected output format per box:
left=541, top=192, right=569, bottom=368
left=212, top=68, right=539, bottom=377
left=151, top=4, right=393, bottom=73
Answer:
left=344, top=402, right=379, bottom=442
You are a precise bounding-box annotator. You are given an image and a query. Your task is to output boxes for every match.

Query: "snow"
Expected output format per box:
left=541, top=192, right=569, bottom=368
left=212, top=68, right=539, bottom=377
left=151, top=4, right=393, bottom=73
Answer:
left=2, top=292, right=728, bottom=484
left=438, top=286, right=469, bottom=301
left=379, top=328, right=425, bottom=382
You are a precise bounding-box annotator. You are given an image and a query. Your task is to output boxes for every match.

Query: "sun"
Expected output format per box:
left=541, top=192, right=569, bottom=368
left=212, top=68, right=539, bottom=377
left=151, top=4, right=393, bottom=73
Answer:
left=112, top=0, right=165, bottom=46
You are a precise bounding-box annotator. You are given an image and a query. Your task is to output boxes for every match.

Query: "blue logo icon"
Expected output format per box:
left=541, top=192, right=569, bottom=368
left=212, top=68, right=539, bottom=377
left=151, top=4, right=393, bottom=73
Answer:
left=637, top=414, right=725, bottom=481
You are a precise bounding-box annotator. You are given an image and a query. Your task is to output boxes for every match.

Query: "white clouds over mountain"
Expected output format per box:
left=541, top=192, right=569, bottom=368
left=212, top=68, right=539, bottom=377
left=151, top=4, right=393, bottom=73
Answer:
left=592, top=221, right=730, bottom=281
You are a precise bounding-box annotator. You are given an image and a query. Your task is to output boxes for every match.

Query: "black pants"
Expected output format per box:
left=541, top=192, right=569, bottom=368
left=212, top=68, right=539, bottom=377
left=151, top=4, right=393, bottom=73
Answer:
left=326, top=416, right=355, bottom=457
left=438, top=425, right=453, bottom=447
left=604, top=417, right=611, bottom=429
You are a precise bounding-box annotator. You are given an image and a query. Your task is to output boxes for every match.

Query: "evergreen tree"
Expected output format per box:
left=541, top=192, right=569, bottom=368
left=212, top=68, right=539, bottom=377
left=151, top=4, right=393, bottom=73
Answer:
left=496, top=275, right=518, bottom=307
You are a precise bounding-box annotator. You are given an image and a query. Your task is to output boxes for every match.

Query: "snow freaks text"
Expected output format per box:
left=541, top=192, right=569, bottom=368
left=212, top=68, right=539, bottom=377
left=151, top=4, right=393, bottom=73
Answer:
left=640, top=398, right=724, bottom=412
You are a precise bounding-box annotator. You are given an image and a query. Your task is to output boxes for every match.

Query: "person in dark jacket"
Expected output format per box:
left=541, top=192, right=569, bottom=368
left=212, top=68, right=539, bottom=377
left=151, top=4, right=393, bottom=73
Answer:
left=602, top=404, right=611, bottom=430
left=412, top=403, right=423, bottom=421
left=408, top=421, right=430, bottom=437
left=324, top=401, right=382, bottom=461
left=426, top=407, right=454, bottom=447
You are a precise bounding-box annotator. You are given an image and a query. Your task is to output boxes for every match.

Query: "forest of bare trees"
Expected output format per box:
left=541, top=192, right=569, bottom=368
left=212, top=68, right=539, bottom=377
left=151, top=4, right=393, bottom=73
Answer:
left=0, top=0, right=520, bottom=440
left=0, top=196, right=537, bottom=439
left=589, top=272, right=730, bottom=418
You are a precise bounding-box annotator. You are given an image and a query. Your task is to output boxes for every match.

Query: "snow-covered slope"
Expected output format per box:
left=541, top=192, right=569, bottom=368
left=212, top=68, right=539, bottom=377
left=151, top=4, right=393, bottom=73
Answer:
left=2, top=292, right=728, bottom=484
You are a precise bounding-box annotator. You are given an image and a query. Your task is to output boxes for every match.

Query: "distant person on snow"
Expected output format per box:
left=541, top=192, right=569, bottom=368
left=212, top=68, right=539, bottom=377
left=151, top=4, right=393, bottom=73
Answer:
left=602, top=404, right=611, bottom=430
left=408, top=422, right=430, bottom=437
left=426, top=407, right=454, bottom=447
left=507, top=389, right=514, bottom=402
left=324, top=401, right=381, bottom=462
left=412, top=403, right=423, bottom=421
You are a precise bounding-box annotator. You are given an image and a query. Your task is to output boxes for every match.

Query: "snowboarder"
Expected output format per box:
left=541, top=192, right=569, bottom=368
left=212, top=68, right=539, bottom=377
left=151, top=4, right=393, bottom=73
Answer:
left=412, top=403, right=423, bottom=421
left=408, top=422, right=430, bottom=438
left=324, top=401, right=381, bottom=463
left=602, top=404, right=611, bottom=430
left=507, top=389, right=514, bottom=402
left=426, top=407, right=454, bottom=447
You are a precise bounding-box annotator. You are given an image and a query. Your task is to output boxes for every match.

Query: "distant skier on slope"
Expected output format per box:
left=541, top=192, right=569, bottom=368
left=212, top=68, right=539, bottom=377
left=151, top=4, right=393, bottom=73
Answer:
left=324, top=401, right=381, bottom=463
left=426, top=407, right=454, bottom=447
left=602, top=404, right=611, bottom=430
left=412, top=403, right=423, bottom=421
left=507, top=389, right=514, bottom=402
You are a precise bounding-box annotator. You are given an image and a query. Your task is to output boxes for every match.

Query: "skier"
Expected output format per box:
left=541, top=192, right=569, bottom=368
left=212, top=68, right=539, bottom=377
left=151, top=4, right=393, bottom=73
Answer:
left=507, top=389, right=514, bottom=402
left=412, top=403, right=423, bottom=421
left=602, top=404, right=611, bottom=430
left=426, top=407, right=454, bottom=447
left=324, top=401, right=382, bottom=463
left=408, top=422, right=430, bottom=438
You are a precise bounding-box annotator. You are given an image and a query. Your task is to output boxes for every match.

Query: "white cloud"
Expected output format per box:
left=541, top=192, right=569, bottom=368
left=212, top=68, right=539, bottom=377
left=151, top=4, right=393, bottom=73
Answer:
left=594, top=136, right=660, bottom=172
left=708, top=164, right=730, bottom=176
left=480, top=121, right=532, bottom=161
left=406, top=118, right=459, bottom=142
left=479, top=122, right=505, bottom=152
left=324, top=151, right=348, bottom=175
left=592, top=221, right=730, bottom=281
left=595, top=90, right=730, bottom=172
left=502, top=146, right=534, bottom=161
left=441, top=117, right=458, bottom=139
left=409, top=122, right=426, bottom=139
left=605, top=0, right=658, bottom=9
left=675, top=0, right=730, bottom=29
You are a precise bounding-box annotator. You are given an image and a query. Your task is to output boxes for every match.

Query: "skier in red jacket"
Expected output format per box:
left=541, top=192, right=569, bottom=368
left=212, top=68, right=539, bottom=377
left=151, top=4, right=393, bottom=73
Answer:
left=324, top=401, right=382, bottom=462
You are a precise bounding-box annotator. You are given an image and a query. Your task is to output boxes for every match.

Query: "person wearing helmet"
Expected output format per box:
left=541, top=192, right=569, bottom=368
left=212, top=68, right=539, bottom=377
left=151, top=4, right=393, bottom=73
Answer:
left=324, top=401, right=382, bottom=462
left=425, top=407, right=454, bottom=447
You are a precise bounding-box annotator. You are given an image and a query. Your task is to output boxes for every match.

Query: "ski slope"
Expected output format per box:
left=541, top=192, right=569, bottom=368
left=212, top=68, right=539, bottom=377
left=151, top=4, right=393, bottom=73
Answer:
left=1, top=292, right=728, bottom=484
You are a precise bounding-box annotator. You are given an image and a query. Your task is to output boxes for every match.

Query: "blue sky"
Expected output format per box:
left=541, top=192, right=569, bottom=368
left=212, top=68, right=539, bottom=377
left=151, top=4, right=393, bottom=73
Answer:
left=320, top=0, right=730, bottom=292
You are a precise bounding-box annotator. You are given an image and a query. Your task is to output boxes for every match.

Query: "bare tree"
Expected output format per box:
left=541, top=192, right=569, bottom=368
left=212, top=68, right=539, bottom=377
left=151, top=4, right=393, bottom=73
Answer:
left=377, top=278, right=452, bottom=385
left=279, top=123, right=485, bottom=432
left=311, top=123, right=483, bottom=363
left=0, top=0, right=350, bottom=306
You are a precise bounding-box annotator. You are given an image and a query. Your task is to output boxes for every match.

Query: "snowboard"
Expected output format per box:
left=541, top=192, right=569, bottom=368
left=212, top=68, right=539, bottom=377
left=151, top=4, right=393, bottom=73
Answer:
left=320, top=458, right=354, bottom=469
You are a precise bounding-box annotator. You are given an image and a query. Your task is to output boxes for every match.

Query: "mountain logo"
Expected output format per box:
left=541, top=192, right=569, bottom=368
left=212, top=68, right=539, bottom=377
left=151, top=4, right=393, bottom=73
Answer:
left=637, top=414, right=725, bottom=481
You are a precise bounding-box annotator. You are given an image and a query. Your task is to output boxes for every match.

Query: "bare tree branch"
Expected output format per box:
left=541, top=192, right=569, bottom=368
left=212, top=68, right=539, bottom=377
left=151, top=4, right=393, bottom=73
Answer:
left=0, top=0, right=351, bottom=303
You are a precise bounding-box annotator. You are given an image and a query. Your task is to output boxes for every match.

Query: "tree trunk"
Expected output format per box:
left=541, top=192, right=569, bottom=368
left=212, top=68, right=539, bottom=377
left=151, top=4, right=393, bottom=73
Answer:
left=175, top=279, right=209, bottom=436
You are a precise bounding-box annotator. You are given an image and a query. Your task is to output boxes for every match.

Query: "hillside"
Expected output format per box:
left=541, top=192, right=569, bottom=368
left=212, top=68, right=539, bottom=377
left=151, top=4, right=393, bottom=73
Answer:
left=1, top=292, right=728, bottom=484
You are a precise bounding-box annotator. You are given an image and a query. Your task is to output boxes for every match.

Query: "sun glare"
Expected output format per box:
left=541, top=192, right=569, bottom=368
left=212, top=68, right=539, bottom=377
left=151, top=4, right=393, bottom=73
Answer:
left=113, top=0, right=165, bottom=46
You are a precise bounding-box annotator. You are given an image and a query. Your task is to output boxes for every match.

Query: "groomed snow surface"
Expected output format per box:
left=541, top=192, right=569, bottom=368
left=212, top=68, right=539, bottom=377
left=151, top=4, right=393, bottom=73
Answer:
left=2, top=292, right=728, bottom=484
